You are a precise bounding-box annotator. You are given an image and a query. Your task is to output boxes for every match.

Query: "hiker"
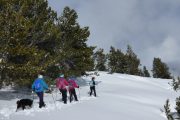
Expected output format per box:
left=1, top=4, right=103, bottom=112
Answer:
left=68, top=77, right=79, bottom=102
left=89, top=77, right=96, bottom=97
left=56, top=74, right=69, bottom=104
left=32, top=74, right=48, bottom=108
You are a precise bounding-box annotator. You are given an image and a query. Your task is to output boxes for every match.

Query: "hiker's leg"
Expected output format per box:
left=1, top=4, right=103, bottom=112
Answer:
left=90, top=87, right=93, bottom=96
left=59, top=89, right=63, bottom=100
left=64, top=90, right=67, bottom=104
left=41, top=92, right=45, bottom=106
left=73, top=89, right=78, bottom=101
left=69, top=90, right=73, bottom=103
left=62, top=90, right=67, bottom=104
left=62, top=90, right=65, bottom=103
left=93, top=87, right=96, bottom=97
left=37, top=92, right=44, bottom=108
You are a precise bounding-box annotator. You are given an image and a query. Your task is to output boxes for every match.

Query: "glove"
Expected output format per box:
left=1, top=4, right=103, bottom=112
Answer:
left=45, top=89, right=52, bottom=94
left=48, top=89, right=52, bottom=92
left=65, top=86, right=69, bottom=90
left=47, top=89, right=52, bottom=93
left=32, top=91, right=34, bottom=93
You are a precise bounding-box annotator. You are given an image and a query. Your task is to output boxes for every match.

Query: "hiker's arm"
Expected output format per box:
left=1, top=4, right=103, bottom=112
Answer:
left=65, top=80, right=69, bottom=86
left=73, top=81, right=79, bottom=88
left=93, top=81, right=96, bottom=86
left=42, top=80, right=48, bottom=90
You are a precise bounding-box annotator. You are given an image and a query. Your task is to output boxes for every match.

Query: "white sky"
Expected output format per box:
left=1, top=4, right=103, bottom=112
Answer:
left=48, top=0, right=180, bottom=76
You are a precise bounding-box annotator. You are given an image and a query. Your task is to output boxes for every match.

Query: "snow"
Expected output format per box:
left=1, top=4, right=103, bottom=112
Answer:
left=0, top=72, right=178, bottom=120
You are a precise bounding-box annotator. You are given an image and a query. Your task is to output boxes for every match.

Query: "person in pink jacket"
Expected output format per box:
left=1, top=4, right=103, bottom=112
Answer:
left=68, top=77, right=79, bottom=103
left=56, top=74, right=69, bottom=104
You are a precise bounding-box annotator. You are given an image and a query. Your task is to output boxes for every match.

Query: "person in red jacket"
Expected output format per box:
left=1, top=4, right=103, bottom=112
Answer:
left=56, top=74, right=69, bottom=104
left=68, top=77, right=79, bottom=103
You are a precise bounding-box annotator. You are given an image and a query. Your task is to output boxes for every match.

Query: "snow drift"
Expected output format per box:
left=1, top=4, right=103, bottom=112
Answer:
left=0, top=72, right=178, bottom=120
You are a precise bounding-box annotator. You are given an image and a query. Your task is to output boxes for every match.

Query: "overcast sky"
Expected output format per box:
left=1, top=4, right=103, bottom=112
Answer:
left=48, top=0, right=180, bottom=76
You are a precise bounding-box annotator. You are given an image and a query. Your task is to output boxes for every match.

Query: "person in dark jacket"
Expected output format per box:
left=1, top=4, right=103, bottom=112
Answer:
left=89, top=77, right=96, bottom=97
left=32, top=74, right=48, bottom=108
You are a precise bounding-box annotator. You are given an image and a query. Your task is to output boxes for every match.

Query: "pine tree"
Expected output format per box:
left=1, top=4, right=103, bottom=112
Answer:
left=125, top=45, right=141, bottom=75
left=0, top=0, right=59, bottom=87
left=143, top=66, right=150, bottom=77
left=172, top=77, right=180, bottom=91
left=0, top=3, right=94, bottom=87
left=138, top=68, right=144, bottom=77
left=56, top=6, right=94, bottom=76
left=116, top=49, right=127, bottom=73
left=94, top=48, right=107, bottom=71
left=164, top=99, right=173, bottom=120
left=170, top=77, right=180, bottom=120
left=152, top=58, right=172, bottom=79
left=108, top=46, right=127, bottom=73
left=176, top=97, right=180, bottom=114
left=108, top=46, right=117, bottom=73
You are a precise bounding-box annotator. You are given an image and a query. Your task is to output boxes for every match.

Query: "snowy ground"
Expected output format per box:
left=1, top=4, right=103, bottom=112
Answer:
left=0, top=72, right=178, bottom=120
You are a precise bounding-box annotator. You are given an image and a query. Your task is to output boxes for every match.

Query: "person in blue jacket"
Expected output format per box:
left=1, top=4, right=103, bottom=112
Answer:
left=32, top=74, right=48, bottom=108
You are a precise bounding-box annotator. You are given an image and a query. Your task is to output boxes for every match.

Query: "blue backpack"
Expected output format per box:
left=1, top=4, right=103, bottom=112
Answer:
left=34, top=80, right=42, bottom=91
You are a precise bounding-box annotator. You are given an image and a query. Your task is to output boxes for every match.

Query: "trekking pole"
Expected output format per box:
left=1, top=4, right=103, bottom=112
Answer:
left=32, top=91, right=36, bottom=110
left=55, top=88, right=58, bottom=101
left=32, top=91, right=35, bottom=101
left=78, top=88, right=81, bottom=100
left=51, top=91, right=57, bottom=108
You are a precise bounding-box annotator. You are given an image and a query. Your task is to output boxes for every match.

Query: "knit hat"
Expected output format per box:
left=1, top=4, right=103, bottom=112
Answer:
left=59, top=74, right=64, bottom=77
left=38, top=74, right=43, bottom=78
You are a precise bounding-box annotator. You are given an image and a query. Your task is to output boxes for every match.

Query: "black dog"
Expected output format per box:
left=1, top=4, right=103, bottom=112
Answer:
left=16, top=99, right=33, bottom=111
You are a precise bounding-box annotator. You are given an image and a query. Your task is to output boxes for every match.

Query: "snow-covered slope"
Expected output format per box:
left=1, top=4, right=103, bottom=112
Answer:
left=0, top=72, right=178, bottom=120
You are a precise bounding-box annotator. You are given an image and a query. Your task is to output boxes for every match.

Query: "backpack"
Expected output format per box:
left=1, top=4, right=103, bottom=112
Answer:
left=69, top=81, right=74, bottom=89
left=89, top=80, right=95, bottom=87
left=58, top=79, right=66, bottom=89
left=34, top=80, right=42, bottom=91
